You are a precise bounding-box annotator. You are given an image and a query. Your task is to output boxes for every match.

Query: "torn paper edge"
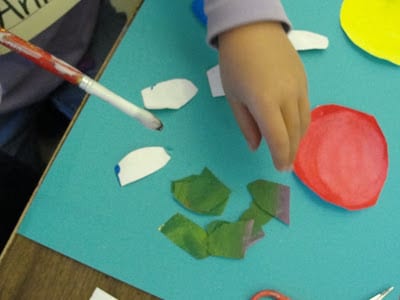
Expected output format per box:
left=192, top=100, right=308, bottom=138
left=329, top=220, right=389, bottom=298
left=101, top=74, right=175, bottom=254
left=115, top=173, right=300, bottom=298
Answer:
left=141, top=78, right=198, bottom=109
left=89, top=287, right=118, bottom=300
left=115, top=146, right=171, bottom=186
left=206, top=30, right=329, bottom=98
left=276, top=185, right=290, bottom=225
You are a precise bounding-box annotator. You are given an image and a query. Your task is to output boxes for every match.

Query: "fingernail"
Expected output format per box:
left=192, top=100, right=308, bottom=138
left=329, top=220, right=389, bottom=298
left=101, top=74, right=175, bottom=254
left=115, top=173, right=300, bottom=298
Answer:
left=247, top=140, right=257, bottom=151
left=279, top=165, right=293, bottom=172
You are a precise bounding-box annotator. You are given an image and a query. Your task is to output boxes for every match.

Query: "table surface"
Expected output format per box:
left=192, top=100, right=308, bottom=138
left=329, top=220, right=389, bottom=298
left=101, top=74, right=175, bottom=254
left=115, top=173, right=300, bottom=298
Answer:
left=0, top=235, right=158, bottom=300
left=3, top=1, right=400, bottom=299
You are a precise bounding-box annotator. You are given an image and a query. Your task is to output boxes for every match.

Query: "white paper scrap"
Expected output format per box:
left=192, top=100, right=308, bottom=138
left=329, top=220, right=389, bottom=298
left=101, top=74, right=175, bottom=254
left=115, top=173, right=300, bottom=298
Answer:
left=206, top=30, right=329, bottom=98
left=89, top=287, right=118, bottom=300
left=115, top=146, right=171, bottom=186
left=206, top=65, right=224, bottom=98
left=206, top=65, right=225, bottom=98
left=288, top=30, right=329, bottom=51
left=141, top=78, right=198, bottom=109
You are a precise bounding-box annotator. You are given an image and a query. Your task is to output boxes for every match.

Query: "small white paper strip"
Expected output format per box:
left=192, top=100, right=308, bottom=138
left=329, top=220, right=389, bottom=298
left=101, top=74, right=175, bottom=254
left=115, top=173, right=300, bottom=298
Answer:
left=206, top=65, right=224, bottom=98
left=206, top=30, right=329, bottom=98
left=288, top=30, right=329, bottom=51
left=115, top=146, right=171, bottom=186
left=89, top=287, right=118, bottom=300
left=141, top=78, right=198, bottom=109
left=206, top=65, right=224, bottom=97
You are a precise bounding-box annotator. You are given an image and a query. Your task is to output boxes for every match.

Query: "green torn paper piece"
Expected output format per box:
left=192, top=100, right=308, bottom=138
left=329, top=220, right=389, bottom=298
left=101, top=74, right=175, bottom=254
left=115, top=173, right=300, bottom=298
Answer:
left=171, top=168, right=231, bottom=215
left=159, top=216, right=258, bottom=260
left=247, top=179, right=290, bottom=224
left=206, top=220, right=254, bottom=259
left=206, top=220, right=229, bottom=234
left=239, top=201, right=273, bottom=235
left=162, top=174, right=290, bottom=260
left=159, top=213, right=209, bottom=259
left=248, top=180, right=278, bottom=214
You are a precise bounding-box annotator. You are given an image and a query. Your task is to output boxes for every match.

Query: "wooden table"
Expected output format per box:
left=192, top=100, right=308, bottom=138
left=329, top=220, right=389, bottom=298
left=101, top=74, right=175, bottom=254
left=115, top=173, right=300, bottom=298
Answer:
left=0, top=1, right=159, bottom=299
left=0, top=235, right=158, bottom=299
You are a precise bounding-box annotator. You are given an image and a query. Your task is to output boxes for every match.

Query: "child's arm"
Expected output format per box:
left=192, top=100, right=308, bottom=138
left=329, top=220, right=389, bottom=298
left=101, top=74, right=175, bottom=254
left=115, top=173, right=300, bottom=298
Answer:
left=205, top=0, right=310, bottom=171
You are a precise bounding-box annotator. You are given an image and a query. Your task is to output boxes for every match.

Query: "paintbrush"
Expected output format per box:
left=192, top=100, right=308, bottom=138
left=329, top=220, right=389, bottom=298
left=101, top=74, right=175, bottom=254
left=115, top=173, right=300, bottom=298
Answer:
left=0, top=27, right=163, bottom=130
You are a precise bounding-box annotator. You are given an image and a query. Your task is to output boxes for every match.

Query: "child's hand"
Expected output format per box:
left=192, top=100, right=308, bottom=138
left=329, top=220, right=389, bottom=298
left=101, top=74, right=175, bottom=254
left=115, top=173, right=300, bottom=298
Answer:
left=218, top=21, right=310, bottom=171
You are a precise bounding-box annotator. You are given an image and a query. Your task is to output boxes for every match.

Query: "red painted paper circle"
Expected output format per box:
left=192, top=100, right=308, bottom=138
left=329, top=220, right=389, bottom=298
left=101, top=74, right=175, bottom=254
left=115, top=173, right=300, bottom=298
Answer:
left=294, top=104, right=388, bottom=210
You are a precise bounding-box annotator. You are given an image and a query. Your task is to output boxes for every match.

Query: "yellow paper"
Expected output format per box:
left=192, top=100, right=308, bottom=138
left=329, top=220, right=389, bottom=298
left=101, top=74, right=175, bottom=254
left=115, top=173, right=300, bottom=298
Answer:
left=340, top=0, right=400, bottom=65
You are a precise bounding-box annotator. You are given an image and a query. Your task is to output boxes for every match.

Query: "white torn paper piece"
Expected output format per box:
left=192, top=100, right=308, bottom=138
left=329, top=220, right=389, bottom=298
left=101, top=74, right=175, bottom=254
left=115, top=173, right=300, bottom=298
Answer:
left=89, top=287, right=118, bottom=300
left=141, top=78, right=198, bottom=109
left=115, top=146, right=171, bottom=186
left=206, top=65, right=224, bottom=98
left=288, top=30, right=329, bottom=51
left=206, top=30, right=329, bottom=98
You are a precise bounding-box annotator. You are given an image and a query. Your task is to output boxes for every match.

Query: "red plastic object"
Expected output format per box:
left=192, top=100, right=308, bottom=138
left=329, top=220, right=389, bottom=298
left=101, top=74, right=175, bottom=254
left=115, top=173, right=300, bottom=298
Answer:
left=294, top=104, right=388, bottom=210
left=251, top=289, right=290, bottom=300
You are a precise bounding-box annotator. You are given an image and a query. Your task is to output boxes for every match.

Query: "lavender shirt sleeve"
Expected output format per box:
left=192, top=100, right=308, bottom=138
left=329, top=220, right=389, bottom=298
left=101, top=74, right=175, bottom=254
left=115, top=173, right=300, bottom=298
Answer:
left=204, top=0, right=291, bottom=47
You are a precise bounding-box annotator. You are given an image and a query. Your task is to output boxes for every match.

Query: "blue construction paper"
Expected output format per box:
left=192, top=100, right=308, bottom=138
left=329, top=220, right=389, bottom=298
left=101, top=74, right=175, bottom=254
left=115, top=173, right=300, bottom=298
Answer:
left=19, top=1, right=400, bottom=299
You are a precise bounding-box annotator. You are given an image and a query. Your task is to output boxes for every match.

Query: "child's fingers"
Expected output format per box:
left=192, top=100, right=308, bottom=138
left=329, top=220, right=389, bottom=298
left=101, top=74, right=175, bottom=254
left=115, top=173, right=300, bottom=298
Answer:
left=281, top=99, right=302, bottom=167
left=299, top=95, right=311, bottom=137
left=227, top=97, right=261, bottom=150
left=249, top=101, right=290, bottom=171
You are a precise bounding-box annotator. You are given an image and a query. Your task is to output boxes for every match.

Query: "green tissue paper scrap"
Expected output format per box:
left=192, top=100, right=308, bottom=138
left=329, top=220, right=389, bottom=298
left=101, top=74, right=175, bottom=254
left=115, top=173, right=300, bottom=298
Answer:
left=206, top=220, right=255, bottom=259
left=171, top=167, right=231, bottom=215
left=239, top=201, right=274, bottom=235
left=161, top=169, right=290, bottom=260
left=159, top=213, right=209, bottom=259
left=247, top=179, right=290, bottom=225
